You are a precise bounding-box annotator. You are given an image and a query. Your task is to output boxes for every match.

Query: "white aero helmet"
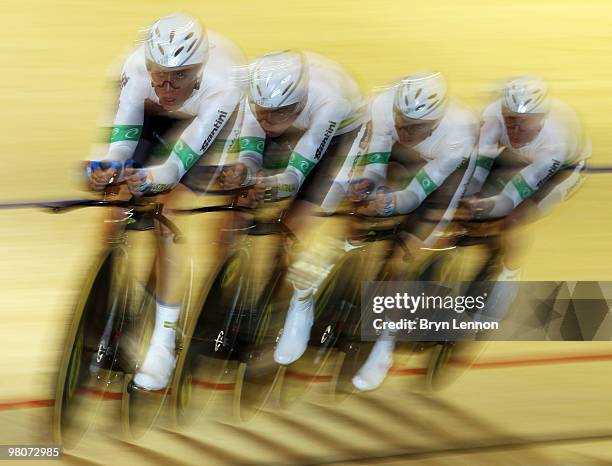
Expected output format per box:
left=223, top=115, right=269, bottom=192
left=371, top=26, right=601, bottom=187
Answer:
left=502, top=75, right=550, bottom=114
left=248, top=50, right=308, bottom=108
left=393, top=71, right=448, bottom=121
left=145, top=13, right=209, bottom=68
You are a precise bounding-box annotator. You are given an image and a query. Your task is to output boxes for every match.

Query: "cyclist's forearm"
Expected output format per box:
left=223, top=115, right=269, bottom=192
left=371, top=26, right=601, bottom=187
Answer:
left=100, top=142, right=137, bottom=164
left=147, top=154, right=182, bottom=192
left=266, top=149, right=320, bottom=199
left=466, top=156, right=495, bottom=196
left=105, top=98, right=145, bottom=164
left=265, top=169, right=301, bottom=200
left=320, top=181, right=348, bottom=213
left=486, top=193, right=515, bottom=218
left=393, top=186, right=422, bottom=215
left=490, top=164, right=549, bottom=217
left=393, top=164, right=442, bottom=215
left=361, top=153, right=390, bottom=187
left=238, top=151, right=263, bottom=184
left=99, top=122, right=144, bottom=164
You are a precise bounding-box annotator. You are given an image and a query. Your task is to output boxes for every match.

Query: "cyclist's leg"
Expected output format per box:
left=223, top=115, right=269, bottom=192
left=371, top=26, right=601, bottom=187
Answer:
left=287, top=143, right=417, bottom=385
left=477, top=160, right=587, bottom=327
left=132, top=114, right=195, bottom=390
left=352, top=156, right=472, bottom=391
left=132, top=207, right=187, bottom=390
left=180, top=105, right=245, bottom=266
left=274, top=129, right=360, bottom=364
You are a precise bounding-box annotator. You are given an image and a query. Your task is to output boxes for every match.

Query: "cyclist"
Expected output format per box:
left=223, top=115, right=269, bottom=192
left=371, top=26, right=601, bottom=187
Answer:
left=86, top=13, right=245, bottom=390
left=465, top=75, right=588, bottom=225
left=353, top=75, right=590, bottom=391
left=458, top=75, right=589, bottom=324
left=216, top=50, right=366, bottom=365
left=275, top=72, right=480, bottom=375
left=220, top=50, right=365, bottom=209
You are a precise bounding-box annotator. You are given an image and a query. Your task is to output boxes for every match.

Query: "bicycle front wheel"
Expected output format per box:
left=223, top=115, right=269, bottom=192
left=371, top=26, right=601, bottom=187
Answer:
left=52, top=246, right=130, bottom=449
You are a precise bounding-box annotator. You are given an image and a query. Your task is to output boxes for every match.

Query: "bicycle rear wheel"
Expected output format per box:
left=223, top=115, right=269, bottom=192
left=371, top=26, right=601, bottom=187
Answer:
left=171, top=250, right=249, bottom=428
left=422, top=244, right=494, bottom=391
left=278, top=250, right=363, bottom=408
left=233, top=272, right=289, bottom=422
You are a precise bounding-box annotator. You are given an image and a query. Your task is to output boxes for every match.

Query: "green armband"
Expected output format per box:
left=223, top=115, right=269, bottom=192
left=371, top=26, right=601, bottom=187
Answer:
left=415, top=169, right=438, bottom=196
left=360, top=152, right=391, bottom=166
left=511, top=174, right=535, bottom=200
left=288, top=151, right=316, bottom=177
left=239, top=137, right=265, bottom=155
left=173, top=139, right=201, bottom=171
left=110, top=125, right=142, bottom=143
left=476, top=155, right=495, bottom=171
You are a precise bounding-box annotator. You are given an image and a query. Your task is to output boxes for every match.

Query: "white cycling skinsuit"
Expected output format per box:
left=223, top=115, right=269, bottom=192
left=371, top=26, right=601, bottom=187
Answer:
left=268, top=53, right=366, bottom=365
left=347, top=90, right=479, bottom=392
left=324, top=88, right=479, bottom=241
left=96, top=28, right=245, bottom=392
left=470, top=98, right=589, bottom=218
left=237, top=52, right=365, bottom=199
left=361, top=92, right=478, bottom=218
left=275, top=84, right=479, bottom=375
left=101, top=31, right=246, bottom=192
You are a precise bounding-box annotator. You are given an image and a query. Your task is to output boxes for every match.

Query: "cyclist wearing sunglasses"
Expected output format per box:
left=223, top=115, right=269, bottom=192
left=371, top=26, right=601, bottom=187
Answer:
left=348, top=72, right=477, bottom=217
left=273, top=72, right=480, bottom=371
left=216, top=51, right=366, bottom=366
left=84, top=13, right=245, bottom=391
left=464, top=75, right=588, bottom=221
left=456, top=76, right=590, bottom=323
left=87, top=13, right=244, bottom=196
left=219, top=50, right=365, bottom=204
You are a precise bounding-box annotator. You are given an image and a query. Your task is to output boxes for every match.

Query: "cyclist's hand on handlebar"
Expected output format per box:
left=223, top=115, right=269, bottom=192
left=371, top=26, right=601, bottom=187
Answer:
left=85, top=160, right=122, bottom=191
left=354, top=186, right=395, bottom=217
left=235, top=171, right=265, bottom=208
left=354, top=201, right=376, bottom=216
left=218, top=163, right=248, bottom=190
left=124, top=163, right=153, bottom=196
left=460, top=196, right=495, bottom=220
left=349, top=178, right=375, bottom=202
left=373, top=186, right=395, bottom=216
left=453, top=203, right=473, bottom=222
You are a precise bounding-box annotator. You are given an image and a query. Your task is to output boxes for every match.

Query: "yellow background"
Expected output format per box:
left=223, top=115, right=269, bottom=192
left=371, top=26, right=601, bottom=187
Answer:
left=2, top=0, right=611, bottom=277
left=2, top=2, right=612, bottom=463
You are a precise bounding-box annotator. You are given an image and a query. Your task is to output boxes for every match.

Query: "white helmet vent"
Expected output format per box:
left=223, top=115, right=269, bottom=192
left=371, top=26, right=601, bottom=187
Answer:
left=503, top=76, right=550, bottom=114
left=247, top=50, right=308, bottom=108
left=144, top=13, right=209, bottom=68
left=394, top=71, right=448, bottom=121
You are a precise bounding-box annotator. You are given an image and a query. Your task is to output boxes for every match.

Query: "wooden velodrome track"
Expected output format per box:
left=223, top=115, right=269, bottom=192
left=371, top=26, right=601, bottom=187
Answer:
left=2, top=1, right=612, bottom=464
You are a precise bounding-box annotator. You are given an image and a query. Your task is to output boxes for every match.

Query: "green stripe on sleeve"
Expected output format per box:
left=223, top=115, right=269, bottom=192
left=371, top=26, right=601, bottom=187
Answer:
left=239, top=137, right=265, bottom=154
left=511, top=173, right=535, bottom=200
left=110, top=125, right=142, bottom=143
left=476, top=156, right=495, bottom=171
left=361, top=152, right=391, bottom=166
left=415, top=169, right=438, bottom=196
left=173, top=139, right=201, bottom=171
left=288, top=151, right=316, bottom=177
